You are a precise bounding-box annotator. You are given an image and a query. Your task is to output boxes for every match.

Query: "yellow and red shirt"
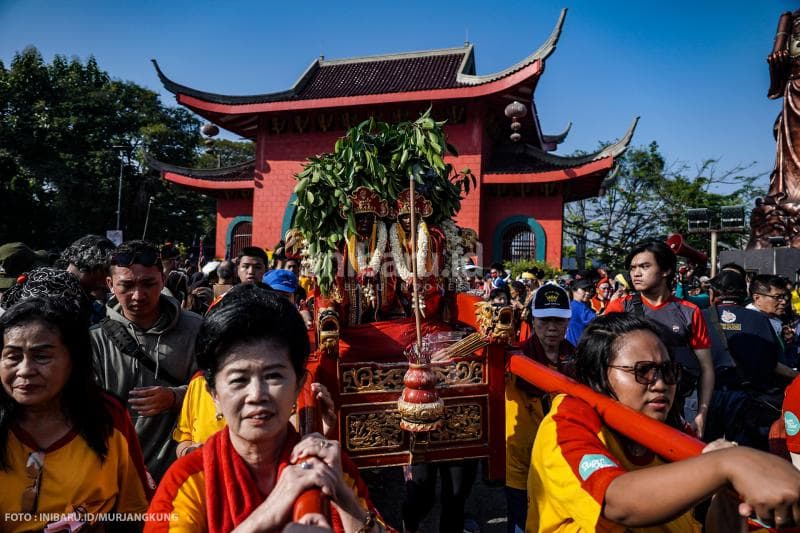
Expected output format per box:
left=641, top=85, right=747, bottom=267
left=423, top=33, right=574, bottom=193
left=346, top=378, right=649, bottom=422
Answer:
left=0, top=394, right=151, bottom=533
left=782, top=375, right=800, bottom=454
left=505, top=335, right=574, bottom=491
left=527, top=394, right=701, bottom=532
left=146, top=426, right=388, bottom=532
left=172, top=372, right=226, bottom=446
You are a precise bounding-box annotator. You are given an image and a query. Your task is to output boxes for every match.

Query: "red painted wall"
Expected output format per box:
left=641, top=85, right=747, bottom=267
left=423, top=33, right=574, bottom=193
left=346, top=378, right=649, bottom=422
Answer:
left=213, top=102, right=567, bottom=267
left=215, top=196, right=253, bottom=258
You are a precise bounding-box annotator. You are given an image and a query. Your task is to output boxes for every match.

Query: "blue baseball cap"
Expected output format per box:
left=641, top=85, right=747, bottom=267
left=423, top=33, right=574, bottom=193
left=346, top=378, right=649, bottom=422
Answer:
left=263, top=269, right=298, bottom=293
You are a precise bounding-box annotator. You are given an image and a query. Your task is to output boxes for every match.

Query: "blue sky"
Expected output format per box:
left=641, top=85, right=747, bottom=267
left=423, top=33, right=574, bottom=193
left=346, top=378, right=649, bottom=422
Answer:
left=1, top=1, right=795, bottom=191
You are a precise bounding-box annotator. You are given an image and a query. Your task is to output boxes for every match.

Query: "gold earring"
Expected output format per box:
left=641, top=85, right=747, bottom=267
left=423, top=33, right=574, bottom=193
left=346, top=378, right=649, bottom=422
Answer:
left=215, top=412, right=224, bottom=421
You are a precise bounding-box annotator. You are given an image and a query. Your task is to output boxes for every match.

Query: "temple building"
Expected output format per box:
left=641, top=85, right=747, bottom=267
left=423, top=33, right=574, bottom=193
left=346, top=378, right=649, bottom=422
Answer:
left=148, top=8, right=636, bottom=266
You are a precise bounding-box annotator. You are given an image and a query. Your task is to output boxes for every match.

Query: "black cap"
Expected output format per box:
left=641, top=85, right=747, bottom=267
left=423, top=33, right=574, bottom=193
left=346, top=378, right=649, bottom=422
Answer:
left=532, top=284, right=571, bottom=319
left=572, top=278, right=595, bottom=291
left=709, top=270, right=747, bottom=299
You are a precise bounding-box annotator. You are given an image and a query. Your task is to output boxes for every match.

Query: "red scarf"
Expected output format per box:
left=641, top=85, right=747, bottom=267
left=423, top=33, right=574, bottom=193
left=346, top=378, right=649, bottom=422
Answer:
left=203, top=426, right=299, bottom=533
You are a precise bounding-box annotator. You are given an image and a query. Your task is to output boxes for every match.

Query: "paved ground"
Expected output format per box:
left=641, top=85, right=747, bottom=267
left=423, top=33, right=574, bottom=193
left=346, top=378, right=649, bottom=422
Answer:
left=361, top=463, right=508, bottom=533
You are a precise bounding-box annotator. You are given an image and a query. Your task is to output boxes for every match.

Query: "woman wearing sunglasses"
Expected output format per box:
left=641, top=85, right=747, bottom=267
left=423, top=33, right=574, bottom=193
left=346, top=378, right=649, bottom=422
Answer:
left=0, top=296, right=151, bottom=532
left=527, top=313, right=800, bottom=531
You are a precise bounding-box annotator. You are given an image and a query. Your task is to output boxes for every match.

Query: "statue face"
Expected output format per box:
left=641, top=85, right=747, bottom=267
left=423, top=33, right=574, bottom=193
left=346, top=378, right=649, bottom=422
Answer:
left=792, top=18, right=800, bottom=57
left=355, top=213, right=375, bottom=239
left=398, top=213, right=412, bottom=234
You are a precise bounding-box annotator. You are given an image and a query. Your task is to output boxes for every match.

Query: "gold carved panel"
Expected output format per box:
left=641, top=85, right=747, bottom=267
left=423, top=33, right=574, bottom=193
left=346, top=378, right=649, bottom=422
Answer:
left=430, top=403, right=482, bottom=442
left=341, top=360, right=484, bottom=393
left=345, top=409, right=404, bottom=452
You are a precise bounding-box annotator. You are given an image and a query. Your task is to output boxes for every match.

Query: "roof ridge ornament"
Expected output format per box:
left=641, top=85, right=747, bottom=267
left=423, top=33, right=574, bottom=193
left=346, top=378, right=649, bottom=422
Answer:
left=456, top=8, right=568, bottom=86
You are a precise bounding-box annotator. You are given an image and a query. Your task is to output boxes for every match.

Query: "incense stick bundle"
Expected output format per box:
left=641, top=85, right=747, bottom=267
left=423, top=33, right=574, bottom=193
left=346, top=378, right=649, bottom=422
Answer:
left=430, top=332, right=489, bottom=362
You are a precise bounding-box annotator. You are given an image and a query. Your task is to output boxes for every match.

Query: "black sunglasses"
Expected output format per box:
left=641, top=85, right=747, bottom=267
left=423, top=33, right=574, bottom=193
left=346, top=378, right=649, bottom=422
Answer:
left=608, top=361, right=682, bottom=386
left=110, top=249, right=160, bottom=268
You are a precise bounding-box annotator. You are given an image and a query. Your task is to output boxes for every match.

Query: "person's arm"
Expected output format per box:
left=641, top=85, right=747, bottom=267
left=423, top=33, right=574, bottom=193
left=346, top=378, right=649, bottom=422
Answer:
left=693, top=348, right=714, bottom=438
left=776, top=362, right=799, bottom=381
left=604, top=446, right=800, bottom=527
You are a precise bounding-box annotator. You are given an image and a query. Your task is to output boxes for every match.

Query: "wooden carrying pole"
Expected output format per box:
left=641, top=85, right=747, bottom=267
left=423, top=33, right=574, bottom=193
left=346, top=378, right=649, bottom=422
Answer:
left=409, top=177, right=423, bottom=353
left=292, top=382, right=330, bottom=522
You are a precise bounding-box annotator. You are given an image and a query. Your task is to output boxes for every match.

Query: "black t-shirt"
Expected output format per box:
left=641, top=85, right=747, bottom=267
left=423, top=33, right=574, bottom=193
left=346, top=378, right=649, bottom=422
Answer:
left=703, top=302, right=780, bottom=389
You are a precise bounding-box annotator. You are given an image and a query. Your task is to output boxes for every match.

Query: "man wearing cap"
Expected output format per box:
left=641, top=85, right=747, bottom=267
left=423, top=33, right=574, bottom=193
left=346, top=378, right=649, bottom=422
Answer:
left=505, top=283, right=575, bottom=533
left=566, top=278, right=596, bottom=346
left=703, top=271, right=796, bottom=449
left=90, top=240, right=203, bottom=480
left=0, top=242, right=49, bottom=297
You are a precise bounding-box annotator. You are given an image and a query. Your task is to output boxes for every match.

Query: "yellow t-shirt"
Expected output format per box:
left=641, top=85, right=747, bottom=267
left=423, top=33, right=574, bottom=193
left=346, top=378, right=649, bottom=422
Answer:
left=172, top=372, right=227, bottom=445
left=0, top=395, right=151, bottom=533
left=527, top=394, right=701, bottom=533
left=506, top=335, right=574, bottom=491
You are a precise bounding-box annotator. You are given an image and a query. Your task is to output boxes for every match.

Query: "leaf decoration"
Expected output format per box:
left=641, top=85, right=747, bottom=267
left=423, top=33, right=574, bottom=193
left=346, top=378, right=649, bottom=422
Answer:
left=292, top=108, right=475, bottom=294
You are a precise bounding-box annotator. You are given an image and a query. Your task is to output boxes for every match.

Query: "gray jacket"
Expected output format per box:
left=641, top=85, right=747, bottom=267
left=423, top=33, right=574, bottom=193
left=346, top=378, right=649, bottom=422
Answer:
left=91, top=295, right=202, bottom=480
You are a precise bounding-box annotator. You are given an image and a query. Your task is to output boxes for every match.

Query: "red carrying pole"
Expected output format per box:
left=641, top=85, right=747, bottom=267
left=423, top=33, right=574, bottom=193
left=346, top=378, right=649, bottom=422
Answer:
left=509, top=355, right=704, bottom=461
left=292, top=377, right=331, bottom=523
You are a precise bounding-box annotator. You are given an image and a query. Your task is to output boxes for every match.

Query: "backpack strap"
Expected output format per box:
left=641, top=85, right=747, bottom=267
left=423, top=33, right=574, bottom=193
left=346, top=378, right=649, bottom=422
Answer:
left=100, top=318, right=182, bottom=386
left=630, top=293, right=645, bottom=318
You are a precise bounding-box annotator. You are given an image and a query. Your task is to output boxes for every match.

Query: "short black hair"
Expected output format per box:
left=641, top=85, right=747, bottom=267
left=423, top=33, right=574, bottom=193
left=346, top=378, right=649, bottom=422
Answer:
left=196, top=284, right=309, bottom=388
left=0, top=298, right=113, bottom=468
left=625, top=240, right=676, bottom=278
left=236, top=246, right=268, bottom=265
left=750, top=274, right=786, bottom=297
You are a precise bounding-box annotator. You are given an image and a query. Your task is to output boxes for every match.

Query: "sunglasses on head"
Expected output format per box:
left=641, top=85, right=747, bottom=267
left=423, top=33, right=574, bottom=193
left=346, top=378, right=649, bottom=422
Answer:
left=608, top=361, right=682, bottom=386
left=110, top=249, right=160, bottom=268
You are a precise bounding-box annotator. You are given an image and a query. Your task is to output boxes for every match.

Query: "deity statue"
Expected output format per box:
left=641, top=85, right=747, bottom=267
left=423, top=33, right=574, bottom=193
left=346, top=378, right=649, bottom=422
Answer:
left=389, top=188, right=444, bottom=317
left=335, top=186, right=392, bottom=326
left=748, top=10, right=800, bottom=248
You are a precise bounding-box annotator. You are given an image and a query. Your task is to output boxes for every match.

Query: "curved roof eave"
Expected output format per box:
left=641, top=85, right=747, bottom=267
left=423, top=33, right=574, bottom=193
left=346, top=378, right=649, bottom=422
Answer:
left=456, top=8, right=567, bottom=86
left=541, top=121, right=572, bottom=145
left=144, top=152, right=255, bottom=190
left=521, top=116, right=639, bottom=168
left=152, top=58, right=319, bottom=105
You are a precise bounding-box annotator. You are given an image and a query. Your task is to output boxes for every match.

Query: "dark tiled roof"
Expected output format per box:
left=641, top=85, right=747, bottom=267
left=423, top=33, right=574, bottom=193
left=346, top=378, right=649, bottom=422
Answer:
left=297, top=53, right=468, bottom=99
left=152, top=8, right=568, bottom=106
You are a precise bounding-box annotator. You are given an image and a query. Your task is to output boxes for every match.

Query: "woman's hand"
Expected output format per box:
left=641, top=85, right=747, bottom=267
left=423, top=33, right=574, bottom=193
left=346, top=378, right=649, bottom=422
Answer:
left=722, top=447, right=800, bottom=528
left=290, top=434, right=365, bottom=521
left=239, top=456, right=339, bottom=532
left=701, top=439, right=737, bottom=454
left=310, top=383, right=338, bottom=439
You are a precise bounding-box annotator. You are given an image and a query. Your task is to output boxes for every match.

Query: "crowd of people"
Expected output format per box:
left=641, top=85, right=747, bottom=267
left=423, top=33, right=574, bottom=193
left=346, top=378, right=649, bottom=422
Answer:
left=2, top=234, right=800, bottom=531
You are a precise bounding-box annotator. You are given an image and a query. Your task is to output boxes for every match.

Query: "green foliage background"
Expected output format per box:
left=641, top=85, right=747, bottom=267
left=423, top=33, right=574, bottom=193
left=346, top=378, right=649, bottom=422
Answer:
left=0, top=47, right=253, bottom=252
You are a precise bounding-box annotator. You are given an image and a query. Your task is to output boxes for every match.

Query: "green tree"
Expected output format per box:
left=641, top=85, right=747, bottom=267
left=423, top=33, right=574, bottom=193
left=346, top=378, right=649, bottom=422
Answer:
left=0, top=46, right=216, bottom=250
left=563, top=141, right=764, bottom=269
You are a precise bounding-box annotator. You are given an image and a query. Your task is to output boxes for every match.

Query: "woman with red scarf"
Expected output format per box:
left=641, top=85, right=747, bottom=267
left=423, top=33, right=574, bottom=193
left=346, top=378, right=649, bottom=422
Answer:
left=146, top=285, right=387, bottom=532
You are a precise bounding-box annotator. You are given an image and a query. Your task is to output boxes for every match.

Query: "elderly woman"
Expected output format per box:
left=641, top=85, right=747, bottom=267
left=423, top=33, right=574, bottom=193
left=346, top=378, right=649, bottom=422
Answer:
left=0, top=295, right=151, bottom=532
left=147, top=285, right=386, bottom=532
left=527, top=313, right=800, bottom=531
